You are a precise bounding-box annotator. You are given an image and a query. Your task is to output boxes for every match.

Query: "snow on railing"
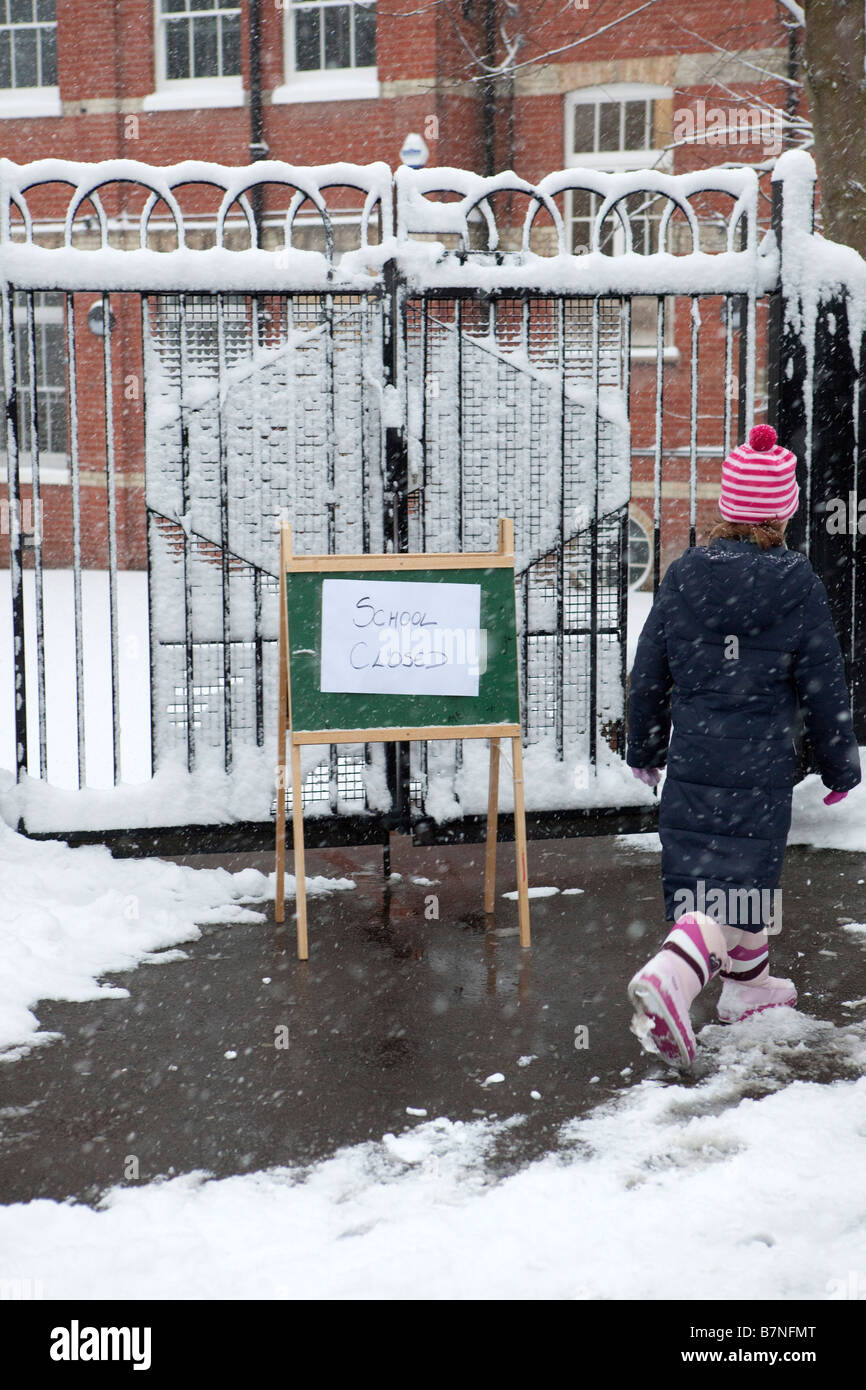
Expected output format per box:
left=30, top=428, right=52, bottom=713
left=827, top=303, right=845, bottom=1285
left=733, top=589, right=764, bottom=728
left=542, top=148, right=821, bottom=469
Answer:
left=393, top=163, right=776, bottom=296
left=0, top=158, right=394, bottom=291
left=0, top=156, right=783, bottom=296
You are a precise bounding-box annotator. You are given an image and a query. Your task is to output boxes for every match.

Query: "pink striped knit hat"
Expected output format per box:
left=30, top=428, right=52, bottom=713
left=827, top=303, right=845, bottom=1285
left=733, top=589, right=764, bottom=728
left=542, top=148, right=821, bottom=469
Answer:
left=719, top=425, right=799, bottom=521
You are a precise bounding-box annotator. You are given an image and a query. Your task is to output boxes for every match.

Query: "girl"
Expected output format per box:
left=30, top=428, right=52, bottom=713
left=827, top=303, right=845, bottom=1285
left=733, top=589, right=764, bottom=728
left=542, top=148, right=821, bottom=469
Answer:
left=626, top=424, right=861, bottom=1067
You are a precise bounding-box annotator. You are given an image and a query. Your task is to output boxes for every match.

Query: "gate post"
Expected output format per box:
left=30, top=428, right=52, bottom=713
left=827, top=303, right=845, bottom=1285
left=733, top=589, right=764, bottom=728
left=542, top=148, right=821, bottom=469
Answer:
left=769, top=152, right=864, bottom=739
left=0, top=281, right=27, bottom=791
left=768, top=155, right=813, bottom=558
left=382, top=256, right=412, bottom=829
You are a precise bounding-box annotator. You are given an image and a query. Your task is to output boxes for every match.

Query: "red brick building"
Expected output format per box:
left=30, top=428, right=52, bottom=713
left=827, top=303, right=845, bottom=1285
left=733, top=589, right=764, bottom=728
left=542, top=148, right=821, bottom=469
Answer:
left=0, top=0, right=807, bottom=576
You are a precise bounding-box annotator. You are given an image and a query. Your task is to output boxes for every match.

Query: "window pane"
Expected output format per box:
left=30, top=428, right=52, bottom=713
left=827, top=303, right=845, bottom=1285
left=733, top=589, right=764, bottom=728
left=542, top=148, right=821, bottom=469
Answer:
left=50, top=394, right=68, bottom=454
left=625, top=100, right=646, bottom=150
left=0, top=31, right=11, bottom=87
left=190, top=0, right=216, bottom=10
left=41, top=319, right=64, bottom=388
left=15, top=324, right=30, bottom=387
left=36, top=0, right=54, bottom=19
left=625, top=193, right=646, bottom=252
left=571, top=223, right=590, bottom=254
left=18, top=393, right=33, bottom=450
left=324, top=5, right=350, bottom=69
left=631, top=297, right=657, bottom=348
left=9, top=0, right=34, bottom=23
left=162, top=0, right=186, bottom=11
left=354, top=3, right=375, bottom=67
left=39, top=24, right=55, bottom=84
left=295, top=8, right=319, bottom=70
left=572, top=103, right=594, bottom=152
left=40, top=403, right=63, bottom=454
left=571, top=190, right=592, bottom=220
left=166, top=18, right=189, bottom=78
left=192, top=14, right=218, bottom=76
left=598, top=211, right=618, bottom=255
left=598, top=101, right=620, bottom=152
left=220, top=13, right=240, bottom=74
left=13, top=26, right=38, bottom=86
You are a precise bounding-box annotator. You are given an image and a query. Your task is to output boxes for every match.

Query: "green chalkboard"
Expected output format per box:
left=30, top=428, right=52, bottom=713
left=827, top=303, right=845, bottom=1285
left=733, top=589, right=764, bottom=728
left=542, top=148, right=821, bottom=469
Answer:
left=286, top=565, right=520, bottom=733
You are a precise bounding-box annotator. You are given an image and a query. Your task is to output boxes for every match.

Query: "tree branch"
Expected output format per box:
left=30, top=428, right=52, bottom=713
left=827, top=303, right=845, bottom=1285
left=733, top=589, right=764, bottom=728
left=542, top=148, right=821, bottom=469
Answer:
left=471, top=0, right=665, bottom=80
left=777, top=0, right=805, bottom=26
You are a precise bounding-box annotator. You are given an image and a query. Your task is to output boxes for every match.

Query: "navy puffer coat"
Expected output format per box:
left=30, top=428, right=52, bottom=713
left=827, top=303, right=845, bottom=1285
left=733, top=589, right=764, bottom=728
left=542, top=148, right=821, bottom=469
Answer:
left=627, top=538, right=861, bottom=928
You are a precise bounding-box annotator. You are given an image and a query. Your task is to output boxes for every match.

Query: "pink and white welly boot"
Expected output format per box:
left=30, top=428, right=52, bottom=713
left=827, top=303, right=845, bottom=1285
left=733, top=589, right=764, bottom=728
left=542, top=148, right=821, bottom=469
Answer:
left=716, top=936, right=797, bottom=1023
left=628, top=912, right=729, bottom=1067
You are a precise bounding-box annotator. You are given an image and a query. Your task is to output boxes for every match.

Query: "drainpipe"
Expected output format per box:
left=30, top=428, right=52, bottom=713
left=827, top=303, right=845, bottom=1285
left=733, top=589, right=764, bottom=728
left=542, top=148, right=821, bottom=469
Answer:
left=483, top=0, right=496, bottom=176
left=248, top=0, right=269, bottom=242
left=784, top=22, right=799, bottom=149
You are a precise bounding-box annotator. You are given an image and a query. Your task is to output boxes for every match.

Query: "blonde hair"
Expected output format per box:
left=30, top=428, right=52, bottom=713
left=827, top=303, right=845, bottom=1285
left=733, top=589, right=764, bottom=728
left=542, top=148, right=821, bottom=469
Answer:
left=705, top=514, right=788, bottom=550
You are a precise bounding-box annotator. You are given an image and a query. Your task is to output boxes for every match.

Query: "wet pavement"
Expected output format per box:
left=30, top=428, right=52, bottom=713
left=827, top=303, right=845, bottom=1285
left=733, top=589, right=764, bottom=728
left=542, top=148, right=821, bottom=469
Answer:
left=2, top=833, right=866, bottom=1206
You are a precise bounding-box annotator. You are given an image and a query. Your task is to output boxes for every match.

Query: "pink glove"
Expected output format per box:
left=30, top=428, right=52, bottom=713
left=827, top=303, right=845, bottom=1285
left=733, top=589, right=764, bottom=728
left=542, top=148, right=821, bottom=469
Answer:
left=823, top=789, right=848, bottom=805
left=632, top=767, right=662, bottom=788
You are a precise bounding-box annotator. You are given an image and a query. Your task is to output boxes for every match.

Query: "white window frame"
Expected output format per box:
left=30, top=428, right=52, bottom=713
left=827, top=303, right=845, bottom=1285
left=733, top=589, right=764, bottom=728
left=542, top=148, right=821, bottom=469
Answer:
left=565, top=82, right=673, bottom=173
left=144, top=0, right=243, bottom=112
left=273, top=0, right=379, bottom=105
left=565, top=83, right=676, bottom=359
left=0, top=0, right=59, bottom=118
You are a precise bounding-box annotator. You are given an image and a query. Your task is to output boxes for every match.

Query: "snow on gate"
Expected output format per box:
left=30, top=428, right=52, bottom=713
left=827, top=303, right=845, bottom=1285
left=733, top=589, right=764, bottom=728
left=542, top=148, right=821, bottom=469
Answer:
left=0, top=153, right=830, bottom=844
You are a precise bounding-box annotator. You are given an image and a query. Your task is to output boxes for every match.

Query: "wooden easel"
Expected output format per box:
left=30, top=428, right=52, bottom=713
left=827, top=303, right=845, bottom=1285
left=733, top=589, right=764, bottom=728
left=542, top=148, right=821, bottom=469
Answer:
left=275, top=517, right=531, bottom=959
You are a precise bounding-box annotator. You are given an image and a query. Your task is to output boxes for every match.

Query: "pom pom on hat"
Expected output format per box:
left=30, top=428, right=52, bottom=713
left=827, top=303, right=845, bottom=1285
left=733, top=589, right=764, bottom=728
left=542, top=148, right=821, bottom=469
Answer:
left=748, top=424, right=777, bottom=452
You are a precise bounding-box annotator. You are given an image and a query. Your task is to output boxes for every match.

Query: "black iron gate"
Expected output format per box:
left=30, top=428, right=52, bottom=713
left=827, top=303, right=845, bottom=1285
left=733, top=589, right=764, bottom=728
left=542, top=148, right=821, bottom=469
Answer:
left=0, top=154, right=860, bottom=850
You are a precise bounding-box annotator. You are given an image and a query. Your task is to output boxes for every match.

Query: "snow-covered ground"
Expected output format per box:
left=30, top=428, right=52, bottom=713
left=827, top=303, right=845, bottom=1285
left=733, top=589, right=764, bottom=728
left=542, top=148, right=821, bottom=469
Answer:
left=1, top=1008, right=864, bottom=1299
left=0, top=807, right=864, bottom=1298
left=2, top=570, right=866, bottom=1300
left=0, top=822, right=354, bottom=1059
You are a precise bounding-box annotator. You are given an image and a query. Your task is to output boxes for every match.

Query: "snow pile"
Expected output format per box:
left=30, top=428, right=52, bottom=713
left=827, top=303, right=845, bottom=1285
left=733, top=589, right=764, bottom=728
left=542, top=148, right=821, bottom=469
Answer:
left=0, top=824, right=354, bottom=1058
left=789, top=772, right=866, bottom=851
left=0, top=751, right=280, bottom=833
left=2, top=1008, right=864, bottom=1299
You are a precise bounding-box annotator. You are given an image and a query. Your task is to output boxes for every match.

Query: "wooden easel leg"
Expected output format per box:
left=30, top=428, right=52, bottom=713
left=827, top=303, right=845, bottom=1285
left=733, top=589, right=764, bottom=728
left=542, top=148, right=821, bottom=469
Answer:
left=511, top=736, right=531, bottom=948
left=275, top=758, right=287, bottom=925
left=291, top=740, right=309, bottom=961
left=276, top=521, right=289, bottom=926
left=484, top=738, right=500, bottom=914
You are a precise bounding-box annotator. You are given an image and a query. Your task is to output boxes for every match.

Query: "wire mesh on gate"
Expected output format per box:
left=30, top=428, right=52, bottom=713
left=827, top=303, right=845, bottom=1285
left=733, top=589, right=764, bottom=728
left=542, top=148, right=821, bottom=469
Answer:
left=403, top=291, right=630, bottom=819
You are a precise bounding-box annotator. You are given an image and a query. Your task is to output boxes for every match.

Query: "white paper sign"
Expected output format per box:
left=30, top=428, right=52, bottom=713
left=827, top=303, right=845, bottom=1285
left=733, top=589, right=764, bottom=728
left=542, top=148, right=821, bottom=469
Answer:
left=319, top=578, right=482, bottom=698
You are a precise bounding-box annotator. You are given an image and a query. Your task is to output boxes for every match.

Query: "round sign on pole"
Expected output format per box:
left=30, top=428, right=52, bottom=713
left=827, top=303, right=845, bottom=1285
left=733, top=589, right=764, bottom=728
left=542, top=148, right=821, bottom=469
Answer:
left=400, top=132, right=430, bottom=169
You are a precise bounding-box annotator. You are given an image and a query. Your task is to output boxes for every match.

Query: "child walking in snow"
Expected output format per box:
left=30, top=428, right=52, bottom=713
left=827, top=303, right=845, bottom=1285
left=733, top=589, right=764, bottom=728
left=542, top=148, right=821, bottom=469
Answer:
left=626, top=424, right=861, bottom=1067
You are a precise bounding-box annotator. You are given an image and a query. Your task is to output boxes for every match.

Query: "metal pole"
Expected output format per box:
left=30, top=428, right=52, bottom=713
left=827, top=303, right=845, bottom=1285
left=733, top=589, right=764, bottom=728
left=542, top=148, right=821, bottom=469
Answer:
left=2, top=283, right=27, bottom=784
left=483, top=0, right=497, bottom=177
left=248, top=0, right=269, bottom=243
